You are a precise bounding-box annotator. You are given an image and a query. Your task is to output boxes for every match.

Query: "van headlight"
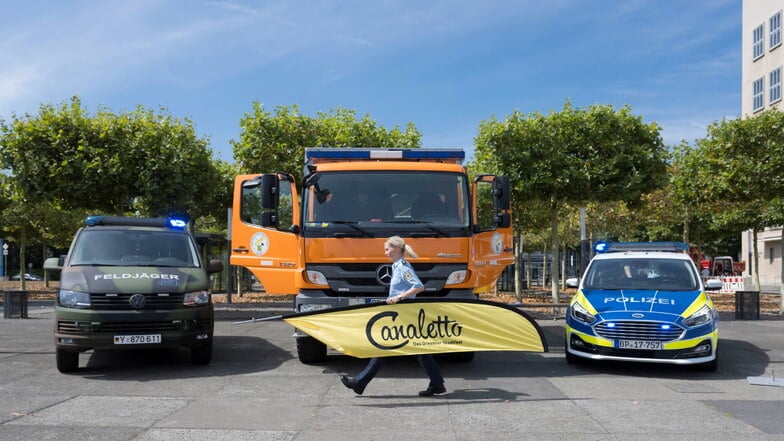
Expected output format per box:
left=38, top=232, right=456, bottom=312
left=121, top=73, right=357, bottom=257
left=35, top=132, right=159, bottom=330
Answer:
left=683, top=305, right=712, bottom=327
left=58, top=290, right=91, bottom=308
left=183, top=290, right=210, bottom=306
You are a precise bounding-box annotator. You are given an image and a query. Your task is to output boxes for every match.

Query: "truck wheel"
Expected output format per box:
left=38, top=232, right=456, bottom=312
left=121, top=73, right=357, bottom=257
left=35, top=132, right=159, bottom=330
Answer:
left=190, top=341, right=213, bottom=366
left=445, top=351, right=475, bottom=362
left=56, top=349, right=79, bottom=373
left=296, top=336, right=327, bottom=364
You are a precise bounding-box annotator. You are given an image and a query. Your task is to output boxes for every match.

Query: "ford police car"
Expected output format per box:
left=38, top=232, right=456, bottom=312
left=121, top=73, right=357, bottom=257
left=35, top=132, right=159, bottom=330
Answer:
left=45, top=216, right=224, bottom=373
left=565, top=242, right=723, bottom=371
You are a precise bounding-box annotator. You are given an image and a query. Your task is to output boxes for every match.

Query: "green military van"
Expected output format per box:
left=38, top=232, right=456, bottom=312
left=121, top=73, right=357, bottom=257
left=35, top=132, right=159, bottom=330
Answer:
left=45, top=216, right=224, bottom=373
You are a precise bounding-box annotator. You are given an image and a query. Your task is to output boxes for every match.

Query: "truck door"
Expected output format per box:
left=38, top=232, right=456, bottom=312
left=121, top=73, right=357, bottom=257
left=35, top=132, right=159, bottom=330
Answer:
left=230, top=173, right=301, bottom=294
left=471, top=175, right=515, bottom=288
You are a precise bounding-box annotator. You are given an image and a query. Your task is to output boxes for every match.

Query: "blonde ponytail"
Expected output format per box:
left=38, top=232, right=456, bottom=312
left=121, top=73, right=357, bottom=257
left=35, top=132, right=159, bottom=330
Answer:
left=387, top=235, right=418, bottom=258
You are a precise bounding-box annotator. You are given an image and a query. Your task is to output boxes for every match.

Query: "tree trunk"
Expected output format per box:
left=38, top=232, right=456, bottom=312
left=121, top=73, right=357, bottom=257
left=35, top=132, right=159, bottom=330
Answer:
left=550, top=198, right=560, bottom=305
left=752, top=229, right=761, bottom=292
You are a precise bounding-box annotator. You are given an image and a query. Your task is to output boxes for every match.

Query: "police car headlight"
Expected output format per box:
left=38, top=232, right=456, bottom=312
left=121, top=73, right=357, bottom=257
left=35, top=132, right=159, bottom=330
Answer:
left=445, top=270, right=467, bottom=285
left=306, top=270, right=328, bottom=286
left=58, top=290, right=90, bottom=308
left=683, top=305, right=712, bottom=327
left=570, top=302, right=596, bottom=325
left=183, top=290, right=210, bottom=306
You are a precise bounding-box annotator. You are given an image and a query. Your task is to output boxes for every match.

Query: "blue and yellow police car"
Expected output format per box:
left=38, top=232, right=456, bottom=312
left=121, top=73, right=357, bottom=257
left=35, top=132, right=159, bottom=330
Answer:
left=565, top=242, right=723, bottom=371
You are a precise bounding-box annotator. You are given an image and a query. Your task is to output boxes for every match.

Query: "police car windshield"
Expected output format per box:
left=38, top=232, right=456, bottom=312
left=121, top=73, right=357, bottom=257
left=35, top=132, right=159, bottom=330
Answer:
left=70, top=230, right=199, bottom=268
left=583, top=258, right=699, bottom=291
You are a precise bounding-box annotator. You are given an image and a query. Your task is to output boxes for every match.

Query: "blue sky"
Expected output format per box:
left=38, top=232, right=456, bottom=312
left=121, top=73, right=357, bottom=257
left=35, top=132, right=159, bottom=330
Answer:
left=1, top=1, right=741, bottom=163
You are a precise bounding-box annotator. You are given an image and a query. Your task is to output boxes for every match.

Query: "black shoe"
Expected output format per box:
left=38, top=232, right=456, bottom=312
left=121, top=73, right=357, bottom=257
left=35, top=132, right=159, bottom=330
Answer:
left=340, top=376, right=365, bottom=395
left=418, top=384, right=446, bottom=396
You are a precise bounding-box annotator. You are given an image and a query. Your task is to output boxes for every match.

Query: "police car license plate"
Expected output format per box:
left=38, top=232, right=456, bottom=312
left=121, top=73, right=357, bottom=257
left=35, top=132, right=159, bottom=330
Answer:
left=114, top=334, right=161, bottom=345
left=617, top=340, right=662, bottom=350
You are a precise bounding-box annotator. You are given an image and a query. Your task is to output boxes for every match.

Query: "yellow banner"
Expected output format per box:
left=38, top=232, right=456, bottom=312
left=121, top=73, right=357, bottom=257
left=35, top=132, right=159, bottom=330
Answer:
left=284, top=299, right=548, bottom=358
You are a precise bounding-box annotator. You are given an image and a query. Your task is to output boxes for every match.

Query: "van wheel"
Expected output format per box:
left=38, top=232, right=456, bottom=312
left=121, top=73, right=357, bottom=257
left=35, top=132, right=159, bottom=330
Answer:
left=297, top=336, right=327, bottom=364
left=56, top=349, right=79, bottom=373
left=190, top=342, right=213, bottom=366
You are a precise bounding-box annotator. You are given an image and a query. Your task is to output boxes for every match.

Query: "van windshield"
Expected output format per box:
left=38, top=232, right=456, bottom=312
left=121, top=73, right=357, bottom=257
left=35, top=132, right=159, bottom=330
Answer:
left=70, top=229, right=200, bottom=267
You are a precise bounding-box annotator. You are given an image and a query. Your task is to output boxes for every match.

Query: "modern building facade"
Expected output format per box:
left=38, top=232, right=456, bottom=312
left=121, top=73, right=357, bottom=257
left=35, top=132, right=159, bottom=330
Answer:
left=741, top=0, right=784, bottom=291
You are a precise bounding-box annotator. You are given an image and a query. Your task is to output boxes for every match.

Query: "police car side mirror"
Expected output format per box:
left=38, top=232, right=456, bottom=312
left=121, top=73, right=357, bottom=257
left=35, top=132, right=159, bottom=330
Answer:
left=704, top=279, right=723, bottom=291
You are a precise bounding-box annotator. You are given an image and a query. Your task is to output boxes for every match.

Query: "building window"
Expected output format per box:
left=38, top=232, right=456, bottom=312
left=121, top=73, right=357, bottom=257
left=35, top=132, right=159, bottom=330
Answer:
left=771, top=12, right=782, bottom=50
left=770, top=248, right=775, bottom=264
left=771, top=68, right=782, bottom=104
left=754, top=77, right=765, bottom=112
left=754, top=24, right=765, bottom=59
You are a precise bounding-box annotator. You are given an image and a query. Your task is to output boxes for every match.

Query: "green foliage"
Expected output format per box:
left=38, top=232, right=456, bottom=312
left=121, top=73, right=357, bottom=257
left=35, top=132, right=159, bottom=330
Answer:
left=232, top=103, right=422, bottom=181
left=0, top=96, right=225, bottom=221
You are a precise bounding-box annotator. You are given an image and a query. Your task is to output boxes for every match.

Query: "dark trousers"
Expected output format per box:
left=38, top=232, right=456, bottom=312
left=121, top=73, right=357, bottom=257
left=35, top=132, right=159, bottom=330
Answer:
left=355, top=354, right=444, bottom=390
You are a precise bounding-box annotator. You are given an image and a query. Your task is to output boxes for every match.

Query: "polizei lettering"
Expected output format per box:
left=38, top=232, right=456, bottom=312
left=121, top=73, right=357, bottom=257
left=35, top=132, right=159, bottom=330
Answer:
left=603, top=296, right=675, bottom=305
left=94, top=273, right=180, bottom=280
left=365, top=308, right=463, bottom=350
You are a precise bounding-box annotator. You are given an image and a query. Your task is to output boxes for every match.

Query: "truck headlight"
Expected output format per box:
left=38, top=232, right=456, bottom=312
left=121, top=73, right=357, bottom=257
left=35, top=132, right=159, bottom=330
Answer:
left=306, top=270, right=328, bottom=286
left=683, top=305, right=712, bottom=327
left=570, top=302, right=596, bottom=324
left=183, top=290, right=210, bottom=306
left=58, top=290, right=91, bottom=308
left=445, top=270, right=467, bottom=285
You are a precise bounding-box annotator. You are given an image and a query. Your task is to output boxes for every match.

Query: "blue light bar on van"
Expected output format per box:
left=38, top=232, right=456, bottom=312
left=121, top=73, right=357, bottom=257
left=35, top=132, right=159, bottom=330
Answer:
left=85, top=215, right=187, bottom=230
left=305, top=148, right=465, bottom=163
left=596, top=241, right=689, bottom=253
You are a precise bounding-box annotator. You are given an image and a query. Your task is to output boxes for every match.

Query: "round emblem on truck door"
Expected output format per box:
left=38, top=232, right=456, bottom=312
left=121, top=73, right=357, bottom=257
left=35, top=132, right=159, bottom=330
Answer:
left=376, top=264, right=393, bottom=286
left=129, top=293, right=146, bottom=309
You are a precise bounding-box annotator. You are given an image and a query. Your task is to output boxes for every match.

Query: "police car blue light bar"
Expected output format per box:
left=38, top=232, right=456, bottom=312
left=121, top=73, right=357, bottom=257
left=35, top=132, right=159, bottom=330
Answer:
left=305, top=148, right=465, bottom=163
left=595, top=241, right=689, bottom=253
left=85, top=216, right=188, bottom=230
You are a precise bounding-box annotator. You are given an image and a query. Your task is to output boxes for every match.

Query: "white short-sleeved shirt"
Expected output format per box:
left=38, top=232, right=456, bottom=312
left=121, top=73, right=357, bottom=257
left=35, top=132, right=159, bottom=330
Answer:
left=388, top=258, right=423, bottom=298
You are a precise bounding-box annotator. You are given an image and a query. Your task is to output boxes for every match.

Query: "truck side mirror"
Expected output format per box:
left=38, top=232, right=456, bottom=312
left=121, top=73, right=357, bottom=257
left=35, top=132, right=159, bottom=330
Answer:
left=495, top=212, right=511, bottom=228
left=260, top=174, right=279, bottom=210
left=493, top=176, right=511, bottom=211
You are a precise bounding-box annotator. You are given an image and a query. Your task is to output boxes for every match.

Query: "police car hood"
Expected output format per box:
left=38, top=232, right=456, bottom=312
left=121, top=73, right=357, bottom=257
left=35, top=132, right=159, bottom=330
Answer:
left=581, top=288, right=702, bottom=315
left=61, top=266, right=202, bottom=294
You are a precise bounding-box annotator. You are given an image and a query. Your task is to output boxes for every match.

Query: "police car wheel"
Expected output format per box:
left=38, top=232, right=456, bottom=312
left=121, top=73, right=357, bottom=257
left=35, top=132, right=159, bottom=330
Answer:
left=190, top=342, right=213, bottom=366
left=297, top=336, right=327, bottom=364
left=56, top=348, right=79, bottom=373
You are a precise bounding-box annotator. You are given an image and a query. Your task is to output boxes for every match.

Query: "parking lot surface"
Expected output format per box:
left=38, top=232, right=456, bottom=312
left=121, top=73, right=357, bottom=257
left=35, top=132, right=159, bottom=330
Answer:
left=2, top=303, right=784, bottom=440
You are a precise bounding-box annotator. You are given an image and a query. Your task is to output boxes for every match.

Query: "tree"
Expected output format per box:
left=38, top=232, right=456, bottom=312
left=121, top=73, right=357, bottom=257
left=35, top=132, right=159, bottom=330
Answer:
left=232, top=103, right=422, bottom=180
left=0, top=96, right=224, bottom=220
left=688, top=110, right=784, bottom=308
left=474, top=102, right=669, bottom=304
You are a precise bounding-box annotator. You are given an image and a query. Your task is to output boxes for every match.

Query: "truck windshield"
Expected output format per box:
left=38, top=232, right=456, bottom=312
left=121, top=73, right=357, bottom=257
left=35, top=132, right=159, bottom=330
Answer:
left=70, top=230, right=200, bottom=267
left=583, top=258, right=699, bottom=291
left=303, top=171, right=470, bottom=237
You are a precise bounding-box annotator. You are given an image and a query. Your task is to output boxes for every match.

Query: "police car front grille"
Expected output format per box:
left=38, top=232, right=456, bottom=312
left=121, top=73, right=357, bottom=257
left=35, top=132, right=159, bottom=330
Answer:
left=90, top=293, right=184, bottom=310
left=594, top=321, right=684, bottom=341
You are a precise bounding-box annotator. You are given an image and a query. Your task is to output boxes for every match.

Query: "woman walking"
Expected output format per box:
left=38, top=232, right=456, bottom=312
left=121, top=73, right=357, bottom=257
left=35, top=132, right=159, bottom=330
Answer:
left=340, top=236, right=446, bottom=397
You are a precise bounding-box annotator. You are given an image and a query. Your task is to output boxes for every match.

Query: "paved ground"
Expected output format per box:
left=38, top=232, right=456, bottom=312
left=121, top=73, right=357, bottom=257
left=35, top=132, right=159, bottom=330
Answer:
left=1, top=303, right=784, bottom=440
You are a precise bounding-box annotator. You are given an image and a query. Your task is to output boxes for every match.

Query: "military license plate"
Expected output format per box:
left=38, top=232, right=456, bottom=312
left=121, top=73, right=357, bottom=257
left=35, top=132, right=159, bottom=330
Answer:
left=114, top=334, right=161, bottom=345
left=616, top=340, right=662, bottom=350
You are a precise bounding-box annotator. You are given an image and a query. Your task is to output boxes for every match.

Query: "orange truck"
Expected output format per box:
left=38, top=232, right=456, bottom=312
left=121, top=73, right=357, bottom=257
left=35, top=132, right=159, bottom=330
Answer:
left=230, top=148, right=514, bottom=362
